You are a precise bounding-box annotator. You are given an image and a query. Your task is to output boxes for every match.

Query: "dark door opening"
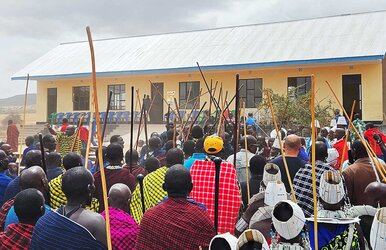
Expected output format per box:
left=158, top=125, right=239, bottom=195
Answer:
left=150, top=83, right=164, bottom=124
left=342, top=74, right=362, bottom=118
left=47, top=88, right=57, bottom=122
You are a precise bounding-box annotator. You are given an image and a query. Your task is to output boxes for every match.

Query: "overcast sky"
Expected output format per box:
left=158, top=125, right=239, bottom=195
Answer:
left=1, top=0, right=385, bottom=99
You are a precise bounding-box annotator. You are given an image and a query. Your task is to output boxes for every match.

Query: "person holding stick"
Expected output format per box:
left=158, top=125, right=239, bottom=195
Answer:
left=190, top=135, right=241, bottom=234
left=46, top=124, right=81, bottom=156
left=136, top=164, right=215, bottom=250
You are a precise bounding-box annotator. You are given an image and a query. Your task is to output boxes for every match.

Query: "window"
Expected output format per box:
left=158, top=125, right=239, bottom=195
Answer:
left=288, top=76, right=311, bottom=98
left=73, top=86, right=90, bottom=111
left=240, top=78, right=263, bottom=108
left=108, top=84, right=126, bottom=110
left=179, top=81, right=200, bottom=109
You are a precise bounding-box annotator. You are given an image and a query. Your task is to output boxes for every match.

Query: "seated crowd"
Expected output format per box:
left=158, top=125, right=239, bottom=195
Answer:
left=0, top=111, right=385, bottom=250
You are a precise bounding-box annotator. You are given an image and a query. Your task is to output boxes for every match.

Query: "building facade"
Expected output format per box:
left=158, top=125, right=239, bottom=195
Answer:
left=12, top=11, right=386, bottom=124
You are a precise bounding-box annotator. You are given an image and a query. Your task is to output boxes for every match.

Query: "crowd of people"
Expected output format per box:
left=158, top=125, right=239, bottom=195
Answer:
left=0, top=110, right=385, bottom=249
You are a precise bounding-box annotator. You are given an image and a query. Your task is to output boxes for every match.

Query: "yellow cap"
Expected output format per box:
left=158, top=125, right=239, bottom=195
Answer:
left=204, top=135, right=223, bottom=155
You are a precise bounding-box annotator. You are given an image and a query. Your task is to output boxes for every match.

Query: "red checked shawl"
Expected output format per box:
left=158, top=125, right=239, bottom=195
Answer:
left=0, top=223, right=34, bottom=249
left=190, top=159, right=241, bottom=234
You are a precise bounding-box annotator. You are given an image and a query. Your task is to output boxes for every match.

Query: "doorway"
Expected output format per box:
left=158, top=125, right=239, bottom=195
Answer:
left=150, top=83, right=164, bottom=124
left=47, top=88, right=57, bottom=122
left=342, top=74, right=362, bottom=117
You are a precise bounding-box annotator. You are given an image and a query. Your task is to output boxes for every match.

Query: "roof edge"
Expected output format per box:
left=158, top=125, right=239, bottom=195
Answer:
left=11, top=55, right=384, bottom=81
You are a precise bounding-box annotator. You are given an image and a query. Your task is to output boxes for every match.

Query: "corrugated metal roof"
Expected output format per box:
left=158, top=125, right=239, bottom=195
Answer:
left=12, top=11, right=386, bottom=80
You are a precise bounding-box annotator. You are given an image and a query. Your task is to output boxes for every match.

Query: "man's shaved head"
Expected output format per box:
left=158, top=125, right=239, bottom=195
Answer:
left=364, top=181, right=386, bottom=207
left=284, top=135, right=301, bottom=150
left=313, top=141, right=328, bottom=161
left=62, top=152, right=83, bottom=170
left=163, top=164, right=192, bottom=197
left=65, top=125, right=75, bottom=136
left=20, top=166, right=48, bottom=193
left=25, top=150, right=42, bottom=168
left=334, top=128, right=346, bottom=140
left=108, top=183, right=132, bottom=211
left=165, top=148, right=184, bottom=168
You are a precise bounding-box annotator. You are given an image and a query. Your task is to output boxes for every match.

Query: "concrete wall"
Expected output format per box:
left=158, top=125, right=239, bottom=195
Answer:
left=36, top=62, right=383, bottom=123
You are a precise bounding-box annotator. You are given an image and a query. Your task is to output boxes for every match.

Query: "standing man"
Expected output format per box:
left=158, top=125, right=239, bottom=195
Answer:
left=6, top=120, right=19, bottom=152
left=333, top=128, right=348, bottom=170
left=270, top=134, right=306, bottom=193
left=46, top=123, right=81, bottom=156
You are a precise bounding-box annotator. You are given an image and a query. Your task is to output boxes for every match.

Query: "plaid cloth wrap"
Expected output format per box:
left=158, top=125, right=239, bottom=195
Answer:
left=293, top=161, right=335, bottom=217
left=101, top=207, right=138, bottom=250
left=0, top=198, right=14, bottom=232
left=190, top=160, right=241, bottom=234
left=130, top=166, right=168, bottom=223
left=0, top=223, right=34, bottom=249
left=49, top=174, right=99, bottom=212
left=56, top=132, right=81, bottom=156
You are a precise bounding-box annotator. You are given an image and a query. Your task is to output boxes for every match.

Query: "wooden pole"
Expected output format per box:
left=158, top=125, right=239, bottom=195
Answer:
left=213, top=157, right=222, bottom=234
left=325, top=80, right=386, bottom=181
left=86, top=26, right=112, bottom=250
left=101, top=91, right=113, bottom=141
left=18, top=74, right=29, bottom=175
left=129, top=87, right=134, bottom=168
left=233, top=75, right=240, bottom=168
left=242, top=101, right=251, bottom=203
left=266, top=90, right=297, bottom=202
left=310, top=75, right=318, bottom=250
left=172, top=117, right=177, bottom=148
left=135, top=104, right=144, bottom=150
left=143, top=108, right=149, bottom=158
left=185, top=102, right=207, bottom=142
left=38, top=133, right=47, bottom=175
left=84, top=111, right=94, bottom=169
left=340, top=100, right=356, bottom=171
left=70, top=114, right=84, bottom=152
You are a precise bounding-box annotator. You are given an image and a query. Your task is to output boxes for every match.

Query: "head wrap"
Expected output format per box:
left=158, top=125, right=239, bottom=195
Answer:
left=262, top=163, right=281, bottom=186
left=272, top=200, right=305, bottom=240
left=319, top=170, right=345, bottom=204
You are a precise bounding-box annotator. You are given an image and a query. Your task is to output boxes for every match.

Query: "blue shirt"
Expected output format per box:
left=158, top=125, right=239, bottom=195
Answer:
left=4, top=204, right=52, bottom=230
left=0, top=174, right=12, bottom=207
left=298, top=147, right=309, bottom=162
left=3, top=176, right=21, bottom=203
left=245, top=117, right=256, bottom=126
left=184, top=153, right=206, bottom=170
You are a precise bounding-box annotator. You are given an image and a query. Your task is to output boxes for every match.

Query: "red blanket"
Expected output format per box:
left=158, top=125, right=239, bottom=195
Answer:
left=190, top=159, right=241, bottom=234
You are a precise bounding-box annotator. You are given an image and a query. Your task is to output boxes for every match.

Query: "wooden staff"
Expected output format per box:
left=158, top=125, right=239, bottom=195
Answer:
left=185, top=101, right=207, bottom=141
left=174, top=97, right=183, bottom=125
left=166, top=104, right=171, bottom=124
left=143, top=108, right=149, bottom=158
left=242, top=101, right=251, bottom=203
left=340, top=100, right=356, bottom=171
left=266, top=90, right=297, bottom=202
left=38, top=133, right=47, bottom=175
left=213, top=157, right=222, bottom=234
left=70, top=114, right=84, bottom=152
left=86, top=26, right=112, bottom=250
left=129, top=87, right=135, bottom=168
left=325, top=80, right=386, bottom=181
left=181, top=88, right=202, bottom=134
left=183, top=84, right=193, bottom=112
left=310, top=75, right=318, bottom=250
left=101, top=91, right=113, bottom=141
left=135, top=89, right=141, bottom=114
left=233, top=74, right=240, bottom=169
left=135, top=104, right=144, bottom=150
left=18, top=74, right=29, bottom=175
left=84, top=111, right=94, bottom=169
left=172, top=117, right=177, bottom=148
left=207, top=80, right=213, bottom=127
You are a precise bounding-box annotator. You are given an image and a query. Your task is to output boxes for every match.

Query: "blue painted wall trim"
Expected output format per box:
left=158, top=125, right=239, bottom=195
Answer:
left=11, top=55, right=384, bottom=81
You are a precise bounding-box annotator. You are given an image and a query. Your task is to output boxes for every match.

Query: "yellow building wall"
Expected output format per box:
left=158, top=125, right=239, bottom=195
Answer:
left=36, top=62, right=383, bottom=123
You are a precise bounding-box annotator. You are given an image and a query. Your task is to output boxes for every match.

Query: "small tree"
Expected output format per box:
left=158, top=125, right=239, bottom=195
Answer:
left=257, top=89, right=334, bottom=134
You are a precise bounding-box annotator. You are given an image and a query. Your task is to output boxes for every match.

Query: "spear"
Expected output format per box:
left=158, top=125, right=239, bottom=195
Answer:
left=18, top=74, right=29, bottom=175
left=233, top=75, right=240, bottom=169
left=86, top=26, right=112, bottom=250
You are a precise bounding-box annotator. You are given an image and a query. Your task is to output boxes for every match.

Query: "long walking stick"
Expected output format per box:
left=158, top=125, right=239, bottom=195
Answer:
left=135, top=104, right=144, bottom=150
left=143, top=108, right=149, bottom=158
left=213, top=157, right=222, bottom=234
left=101, top=91, right=113, bottom=141
left=233, top=74, right=240, bottom=169
left=137, top=174, right=146, bottom=214
left=38, top=133, right=47, bottom=175
left=18, top=74, right=29, bottom=175
left=340, top=100, right=356, bottom=171
left=129, top=87, right=135, bottom=168
left=86, top=26, right=112, bottom=250
left=185, top=102, right=207, bottom=141
left=84, top=111, right=94, bottom=169
left=70, top=114, right=84, bottom=152
left=266, top=90, right=297, bottom=202
left=310, top=75, right=318, bottom=250
left=242, top=102, right=251, bottom=203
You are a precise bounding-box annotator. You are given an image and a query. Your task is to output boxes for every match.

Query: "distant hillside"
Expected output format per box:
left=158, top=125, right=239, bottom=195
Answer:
left=0, top=94, right=36, bottom=106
